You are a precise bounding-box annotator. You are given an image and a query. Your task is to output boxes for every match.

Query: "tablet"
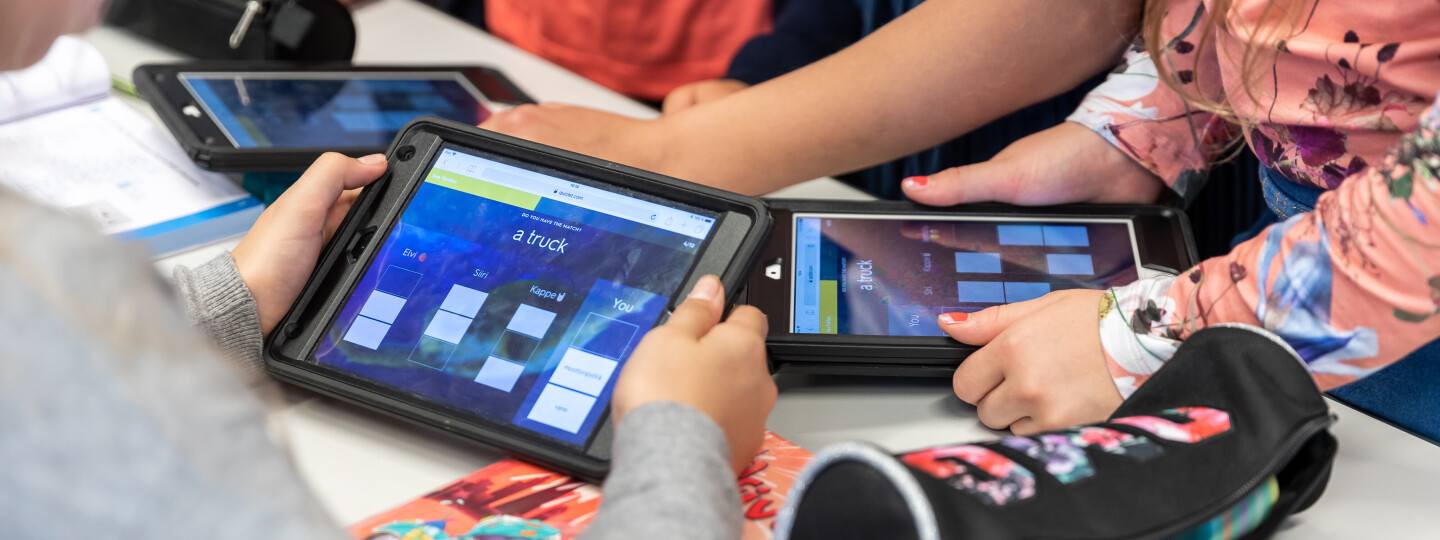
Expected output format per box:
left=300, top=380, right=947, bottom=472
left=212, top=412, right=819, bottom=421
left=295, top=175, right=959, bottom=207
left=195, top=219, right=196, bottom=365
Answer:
left=744, top=200, right=1196, bottom=376
left=134, top=63, right=533, bottom=172
left=265, top=118, right=771, bottom=479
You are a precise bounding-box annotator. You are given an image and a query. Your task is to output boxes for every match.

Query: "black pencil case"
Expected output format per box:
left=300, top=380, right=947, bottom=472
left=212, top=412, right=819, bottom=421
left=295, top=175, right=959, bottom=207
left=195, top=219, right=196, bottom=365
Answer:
left=775, top=324, right=1336, bottom=540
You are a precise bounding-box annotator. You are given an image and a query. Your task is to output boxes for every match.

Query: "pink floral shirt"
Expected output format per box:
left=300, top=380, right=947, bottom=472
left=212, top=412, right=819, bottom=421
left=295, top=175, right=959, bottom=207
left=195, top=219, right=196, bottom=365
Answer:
left=1066, top=0, right=1440, bottom=397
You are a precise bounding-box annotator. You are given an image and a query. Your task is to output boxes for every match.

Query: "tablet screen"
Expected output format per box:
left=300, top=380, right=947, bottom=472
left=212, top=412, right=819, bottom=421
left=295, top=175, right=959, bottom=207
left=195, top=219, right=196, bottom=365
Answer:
left=314, top=146, right=718, bottom=447
left=179, top=73, right=490, bottom=149
left=790, top=214, right=1141, bottom=336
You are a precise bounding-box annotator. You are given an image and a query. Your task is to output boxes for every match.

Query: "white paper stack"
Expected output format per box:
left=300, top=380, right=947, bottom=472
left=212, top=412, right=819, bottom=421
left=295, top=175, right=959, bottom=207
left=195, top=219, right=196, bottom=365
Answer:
left=0, top=36, right=263, bottom=257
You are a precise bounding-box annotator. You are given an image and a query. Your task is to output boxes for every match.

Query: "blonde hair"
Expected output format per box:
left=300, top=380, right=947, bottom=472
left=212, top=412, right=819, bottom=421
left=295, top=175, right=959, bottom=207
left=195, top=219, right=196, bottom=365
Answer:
left=1142, top=0, right=1307, bottom=127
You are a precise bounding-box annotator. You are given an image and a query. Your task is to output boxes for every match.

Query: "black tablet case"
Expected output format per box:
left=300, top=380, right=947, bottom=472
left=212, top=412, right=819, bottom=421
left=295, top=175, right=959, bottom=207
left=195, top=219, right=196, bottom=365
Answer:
left=133, top=63, right=533, bottom=172
left=262, top=118, right=772, bottom=479
left=751, top=200, right=1198, bottom=377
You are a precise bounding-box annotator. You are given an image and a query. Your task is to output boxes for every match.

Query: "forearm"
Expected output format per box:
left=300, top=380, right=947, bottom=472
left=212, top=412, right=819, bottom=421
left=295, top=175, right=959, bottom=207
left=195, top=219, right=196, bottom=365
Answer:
left=657, top=0, right=1143, bottom=194
left=582, top=402, right=740, bottom=540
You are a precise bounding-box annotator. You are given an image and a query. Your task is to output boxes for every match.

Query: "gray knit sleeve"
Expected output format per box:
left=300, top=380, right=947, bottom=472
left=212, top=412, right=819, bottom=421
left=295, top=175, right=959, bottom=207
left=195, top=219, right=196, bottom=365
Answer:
left=581, top=401, right=741, bottom=540
left=172, top=252, right=266, bottom=383
left=2, top=191, right=346, bottom=540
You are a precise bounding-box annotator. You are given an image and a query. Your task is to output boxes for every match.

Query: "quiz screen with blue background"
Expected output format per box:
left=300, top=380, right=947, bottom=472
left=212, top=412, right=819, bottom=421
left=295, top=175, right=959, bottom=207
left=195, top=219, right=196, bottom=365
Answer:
left=180, top=73, right=489, bottom=149
left=315, top=146, right=716, bottom=446
left=792, top=215, right=1140, bottom=337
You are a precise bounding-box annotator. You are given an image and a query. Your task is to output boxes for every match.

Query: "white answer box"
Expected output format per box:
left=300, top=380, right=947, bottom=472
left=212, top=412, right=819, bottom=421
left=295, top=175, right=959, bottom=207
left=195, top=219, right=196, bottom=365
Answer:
left=526, top=384, right=596, bottom=434
left=358, top=291, right=407, bottom=323
left=342, top=316, right=391, bottom=350
left=423, top=309, right=473, bottom=344
left=440, top=285, right=489, bottom=318
left=548, top=348, right=618, bottom=396
left=508, top=304, right=557, bottom=339
left=474, top=356, right=525, bottom=392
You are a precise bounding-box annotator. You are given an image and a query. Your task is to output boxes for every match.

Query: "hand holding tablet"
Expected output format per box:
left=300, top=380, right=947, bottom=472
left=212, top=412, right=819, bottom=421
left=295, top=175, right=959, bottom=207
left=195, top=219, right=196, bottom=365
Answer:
left=264, top=118, right=771, bottom=479
left=612, top=275, right=776, bottom=475
left=232, top=152, right=389, bottom=335
left=745, top=200, right=1197, bottom=374
left=258, top=117, right=1195, bottom=478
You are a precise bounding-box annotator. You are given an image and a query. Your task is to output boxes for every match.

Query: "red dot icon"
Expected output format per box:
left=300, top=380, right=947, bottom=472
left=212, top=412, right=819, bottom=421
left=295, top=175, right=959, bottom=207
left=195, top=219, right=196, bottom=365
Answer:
left=418, top=253, right=427, bottom=262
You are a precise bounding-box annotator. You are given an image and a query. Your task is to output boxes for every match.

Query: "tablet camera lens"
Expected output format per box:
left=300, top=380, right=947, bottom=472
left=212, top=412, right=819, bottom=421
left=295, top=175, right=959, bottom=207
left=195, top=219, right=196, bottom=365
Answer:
left=397, top=145, right=416, bottom=161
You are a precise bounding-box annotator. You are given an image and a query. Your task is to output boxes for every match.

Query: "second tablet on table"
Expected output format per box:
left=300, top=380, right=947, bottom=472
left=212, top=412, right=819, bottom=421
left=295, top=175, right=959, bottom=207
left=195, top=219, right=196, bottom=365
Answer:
left=133, top=63, right=532, bottom=172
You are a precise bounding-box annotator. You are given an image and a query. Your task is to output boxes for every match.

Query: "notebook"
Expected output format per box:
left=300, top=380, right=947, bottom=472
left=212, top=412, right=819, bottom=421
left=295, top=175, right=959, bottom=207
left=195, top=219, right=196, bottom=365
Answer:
left=0, top=36, right=262, bottom=257
left=349, top=430, right=815, bottom=540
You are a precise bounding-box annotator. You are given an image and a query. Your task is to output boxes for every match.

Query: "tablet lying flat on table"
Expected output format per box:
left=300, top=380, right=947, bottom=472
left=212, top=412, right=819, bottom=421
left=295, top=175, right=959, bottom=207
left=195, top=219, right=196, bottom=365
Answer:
left=134, top=63, right=532, bottom=171
left=745, top=200, right=1197, bottom=376
left=265, top=118, right=771, bottom=479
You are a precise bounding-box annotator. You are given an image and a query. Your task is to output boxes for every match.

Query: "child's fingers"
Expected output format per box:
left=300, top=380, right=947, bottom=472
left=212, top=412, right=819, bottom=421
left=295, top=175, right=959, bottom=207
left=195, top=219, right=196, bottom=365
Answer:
left=720, top=305, right=769, bottom=339
left=323, top=188, right=363, bottom=240
left=902, top=159, right=1018, bottom=206
left=662, top=86, right=698, bottom=114
left=282, top=153, right=387, bottom=210
left=698, top=305, right=767, bottom=353
left=661, top=275, right=726, bottom=338
left=952, top=344, right=1005, bottom=405
left=938, top=295, right=1058, bottom=346
left=974, top=380, right=1029, bottom=430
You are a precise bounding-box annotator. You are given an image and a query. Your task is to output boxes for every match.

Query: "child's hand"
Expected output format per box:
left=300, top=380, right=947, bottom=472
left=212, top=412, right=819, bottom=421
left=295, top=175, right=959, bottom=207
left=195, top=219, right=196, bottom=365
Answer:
left=941, top=289, right=1123, bottom=435
left=612, top=275, right=776, bottom=475
left=232, top=153, right=388, bottom=336
left=902, top=122, right=1163, bottom=206
left=480, top=103, right=665, bottom=173
left=662, top=79, right=750, bottom=114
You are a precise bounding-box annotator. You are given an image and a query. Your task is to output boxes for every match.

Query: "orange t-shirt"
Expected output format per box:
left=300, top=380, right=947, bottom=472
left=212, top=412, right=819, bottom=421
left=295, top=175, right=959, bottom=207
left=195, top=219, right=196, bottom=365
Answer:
left=486, top=0, right=772, bottom=102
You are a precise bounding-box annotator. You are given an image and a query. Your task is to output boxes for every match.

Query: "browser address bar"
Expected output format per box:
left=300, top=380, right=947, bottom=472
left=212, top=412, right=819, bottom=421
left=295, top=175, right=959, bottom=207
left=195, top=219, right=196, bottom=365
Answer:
left=431, top=150, right=715, bottom=239
left=480, top=167, right=641, bottom=221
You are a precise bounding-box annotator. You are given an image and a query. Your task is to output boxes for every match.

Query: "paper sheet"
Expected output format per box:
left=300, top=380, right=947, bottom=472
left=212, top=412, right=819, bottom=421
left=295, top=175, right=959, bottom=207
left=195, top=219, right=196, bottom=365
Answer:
left=0, top=35, right=110, bottom=124
left=0, top=37, right=263, bottom=257
left=0, top=95, right=257, bottom=229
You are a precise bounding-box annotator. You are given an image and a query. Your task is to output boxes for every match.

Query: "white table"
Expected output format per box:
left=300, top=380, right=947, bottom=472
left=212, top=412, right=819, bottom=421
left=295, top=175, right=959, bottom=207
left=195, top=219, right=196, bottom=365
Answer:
left=86, top=1, right=1440, bottom=536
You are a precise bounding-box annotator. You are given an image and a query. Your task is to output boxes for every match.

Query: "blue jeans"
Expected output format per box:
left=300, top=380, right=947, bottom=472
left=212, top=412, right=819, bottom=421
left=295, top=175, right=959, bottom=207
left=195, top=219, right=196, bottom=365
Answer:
left=1236, top=166, right=1440, bottom=442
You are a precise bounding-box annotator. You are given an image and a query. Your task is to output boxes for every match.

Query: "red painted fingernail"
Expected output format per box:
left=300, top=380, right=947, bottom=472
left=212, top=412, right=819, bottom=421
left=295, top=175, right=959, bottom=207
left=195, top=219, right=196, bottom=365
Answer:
left=939, top=312, right=969, bottom=325
left=903, top=175, right=929, bottom=188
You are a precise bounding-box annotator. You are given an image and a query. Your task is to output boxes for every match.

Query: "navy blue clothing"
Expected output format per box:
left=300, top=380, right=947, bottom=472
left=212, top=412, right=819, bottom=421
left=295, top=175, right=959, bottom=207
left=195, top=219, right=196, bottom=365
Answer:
left=725, top=0, right=862, bottom=85
left=431, top=0, right=488, bottom=29
left=1329, top=341, right=1440, bottom=444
